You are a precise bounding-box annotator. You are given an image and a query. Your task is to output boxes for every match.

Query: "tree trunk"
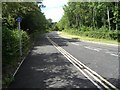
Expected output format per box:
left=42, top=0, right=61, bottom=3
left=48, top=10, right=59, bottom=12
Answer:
left=115, top=2, right=118, bottom=30
left=107, top=7, right=110, bottom=31
left=76, top=14, right=79, bottom=28
left=76, top=14, right=77, bottom=27
left=93, top=7, right=95, bottom=29
left=95, top=7, right=97, bottom=27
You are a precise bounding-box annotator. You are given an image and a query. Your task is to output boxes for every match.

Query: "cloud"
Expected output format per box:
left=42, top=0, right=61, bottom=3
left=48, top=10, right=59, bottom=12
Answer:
left=44, top=7, right=64, bottom=22
left=42, top=0, right=68, bottom=8
left=41, top=0, right=68, bottom=22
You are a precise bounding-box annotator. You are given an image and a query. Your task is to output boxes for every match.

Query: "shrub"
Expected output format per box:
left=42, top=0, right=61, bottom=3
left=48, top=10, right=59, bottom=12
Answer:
left=2, top=28, right=31, bottom=87
left=3, top=28, right=30, bottom=65
left=63, top=26, right=119, bottom=41
left=108, top=30, right=118, bottom=40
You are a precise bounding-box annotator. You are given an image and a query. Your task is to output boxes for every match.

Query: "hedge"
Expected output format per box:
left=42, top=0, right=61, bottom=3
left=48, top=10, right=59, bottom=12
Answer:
left=2, top=28, right=31, bottom=87
left=63, top=26, right=120, bottom=41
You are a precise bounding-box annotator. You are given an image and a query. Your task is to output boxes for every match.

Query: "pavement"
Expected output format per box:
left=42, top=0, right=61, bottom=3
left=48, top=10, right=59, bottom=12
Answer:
left=9, top=31, right=119, bottom=89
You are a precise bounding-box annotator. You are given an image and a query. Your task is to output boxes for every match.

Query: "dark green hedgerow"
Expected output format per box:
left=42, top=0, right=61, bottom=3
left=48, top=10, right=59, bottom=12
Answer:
left=2, top=28, right=31, bottom=87
left=63, top=26, right=120, bottom=41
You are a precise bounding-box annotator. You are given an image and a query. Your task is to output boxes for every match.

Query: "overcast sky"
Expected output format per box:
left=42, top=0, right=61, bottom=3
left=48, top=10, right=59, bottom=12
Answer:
left=41, top=0, right=68, bottom=22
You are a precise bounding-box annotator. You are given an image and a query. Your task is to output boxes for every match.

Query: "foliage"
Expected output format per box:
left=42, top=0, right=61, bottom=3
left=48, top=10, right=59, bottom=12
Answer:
left=47, top=22, right=60, bottom=32
left=2, top=27, right=30, bottom=65
left=2, top=28, right=31, bottom=86
left=51, top=22, right=59, bottom=31
left=57, top=2, right=120, bottom=42
left=63, top=26, right=120, bottom=41
left=57, top=2, right=120, bottom=30
left=2, top=2, right=48, bottom=33
left=2, top=2, right=48, bottom=87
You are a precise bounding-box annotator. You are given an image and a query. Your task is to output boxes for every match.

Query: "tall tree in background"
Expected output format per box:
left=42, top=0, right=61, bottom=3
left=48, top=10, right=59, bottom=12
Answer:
left=58, top=2, right=120, bottom=30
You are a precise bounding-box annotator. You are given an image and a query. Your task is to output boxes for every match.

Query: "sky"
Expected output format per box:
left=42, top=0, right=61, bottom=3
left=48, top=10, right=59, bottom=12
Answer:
left=41, top=0, right=68, bottom=22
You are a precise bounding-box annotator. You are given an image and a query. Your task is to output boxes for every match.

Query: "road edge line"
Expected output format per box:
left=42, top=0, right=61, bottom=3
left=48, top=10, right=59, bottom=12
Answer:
left=47, top=36, right=102, bottom=89
left=47, top=36, right=118, bottom=90
left=12, top=50, right=31, bottom=77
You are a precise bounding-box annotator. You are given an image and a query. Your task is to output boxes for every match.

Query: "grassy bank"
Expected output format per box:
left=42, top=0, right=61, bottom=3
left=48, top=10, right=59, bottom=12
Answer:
left=60, top=31, right=118, bottom=45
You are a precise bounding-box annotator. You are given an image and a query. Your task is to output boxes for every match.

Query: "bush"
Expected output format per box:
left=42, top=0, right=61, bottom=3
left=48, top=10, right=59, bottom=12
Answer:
left=3, top=28, right=30, bottom=65
left=63, top=26, right=120, bottom=41
left=2, top=28, right=31, bottom=87
left=108, top=30, right=118, bottom=40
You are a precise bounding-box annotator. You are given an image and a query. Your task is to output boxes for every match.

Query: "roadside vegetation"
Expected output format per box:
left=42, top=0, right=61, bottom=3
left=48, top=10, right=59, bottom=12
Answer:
left=60, top=31, right=118, bottom=44
left=2, top=1, right=120, bottom=88
left=57, top=2, right=120, bottom=44
left=2, top=2, right=50, bottom=87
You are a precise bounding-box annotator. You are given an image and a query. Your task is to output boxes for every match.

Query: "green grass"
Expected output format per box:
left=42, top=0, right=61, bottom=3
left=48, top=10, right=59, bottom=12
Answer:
left=60, top=31, right=119, bottom=45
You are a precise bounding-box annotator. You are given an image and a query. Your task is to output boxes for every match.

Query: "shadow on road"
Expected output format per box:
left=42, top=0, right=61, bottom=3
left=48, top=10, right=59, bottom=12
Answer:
left=8, top=33, right=119, bottom=89
left=9, top=51, right=97, bottom=88
left=34, top=34, right=80, bottom=47
left=106, top=78, right=120, bottom=89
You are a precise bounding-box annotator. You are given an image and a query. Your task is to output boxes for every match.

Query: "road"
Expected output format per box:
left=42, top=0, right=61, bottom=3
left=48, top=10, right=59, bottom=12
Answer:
left=9, top=31, right=119, bottom=89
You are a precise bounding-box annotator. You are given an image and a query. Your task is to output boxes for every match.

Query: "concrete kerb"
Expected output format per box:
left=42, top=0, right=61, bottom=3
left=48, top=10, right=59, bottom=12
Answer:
left=12, top=50, right=31, bottom=77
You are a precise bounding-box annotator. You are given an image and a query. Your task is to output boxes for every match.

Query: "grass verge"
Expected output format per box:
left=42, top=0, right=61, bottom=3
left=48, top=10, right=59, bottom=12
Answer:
left=59, top=31, right=119, bottom=45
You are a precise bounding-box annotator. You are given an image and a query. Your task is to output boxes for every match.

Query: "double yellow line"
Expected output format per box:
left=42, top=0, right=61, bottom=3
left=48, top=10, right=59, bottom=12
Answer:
left=47, top=36, right=118, bottom=90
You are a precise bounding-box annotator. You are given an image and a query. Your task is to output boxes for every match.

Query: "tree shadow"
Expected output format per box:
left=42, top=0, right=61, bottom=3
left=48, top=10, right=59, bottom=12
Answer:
left=8, top=51, right=119, bottom=89
left=72, top=38, right=79, bottom=40
left=106, top=78, right=120, bottom=89
left=9, top=52, right=97, bottom=88
left=8, top=32, right=119, bottom=89
left=33, top=34, right=80, bottom=47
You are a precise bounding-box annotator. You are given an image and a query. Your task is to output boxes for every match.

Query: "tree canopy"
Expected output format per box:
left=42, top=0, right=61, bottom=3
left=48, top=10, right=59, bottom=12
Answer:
left=57, top=2, right=120, bottom=30
left=2, top=2, right=48, bottom=33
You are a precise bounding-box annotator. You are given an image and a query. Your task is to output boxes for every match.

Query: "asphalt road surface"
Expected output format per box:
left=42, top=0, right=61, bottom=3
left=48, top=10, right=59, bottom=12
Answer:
left=9, top=31, right=119, bottom=89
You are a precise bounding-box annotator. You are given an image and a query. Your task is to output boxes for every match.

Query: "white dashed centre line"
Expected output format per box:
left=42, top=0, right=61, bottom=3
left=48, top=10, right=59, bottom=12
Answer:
left=110, top=53, right=118, bottom=57
left=71, top=42, right=79, bottom=46
left=105, top=51, right=118, bottom=57
left=84, top=46, right=100, bottom=52
left=93, top=49, right=100, bottom=52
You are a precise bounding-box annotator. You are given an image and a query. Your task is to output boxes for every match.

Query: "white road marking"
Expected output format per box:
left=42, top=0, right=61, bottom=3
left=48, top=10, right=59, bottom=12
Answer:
left=13, top=50, right=30, bottom=77
left=84, top=46, right=100, bottom=52
left=93, top=49, right=100, bottom=52
left=47, top=37, right=102, bottom=89
left=47, top=36, right=118, bottom=90
left=110, top=53, right=118, bottom=57
left=105, top=51, right=118, bottom=57
left=71, top=42, right=79, bottom=46
left=84, top=46, right=93, bottom=50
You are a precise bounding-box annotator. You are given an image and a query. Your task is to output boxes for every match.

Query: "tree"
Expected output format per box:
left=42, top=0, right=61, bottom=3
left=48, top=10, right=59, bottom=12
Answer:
left=2, top=2, right=48, bottom=33
left=58, top=2, right=120, bottom=30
